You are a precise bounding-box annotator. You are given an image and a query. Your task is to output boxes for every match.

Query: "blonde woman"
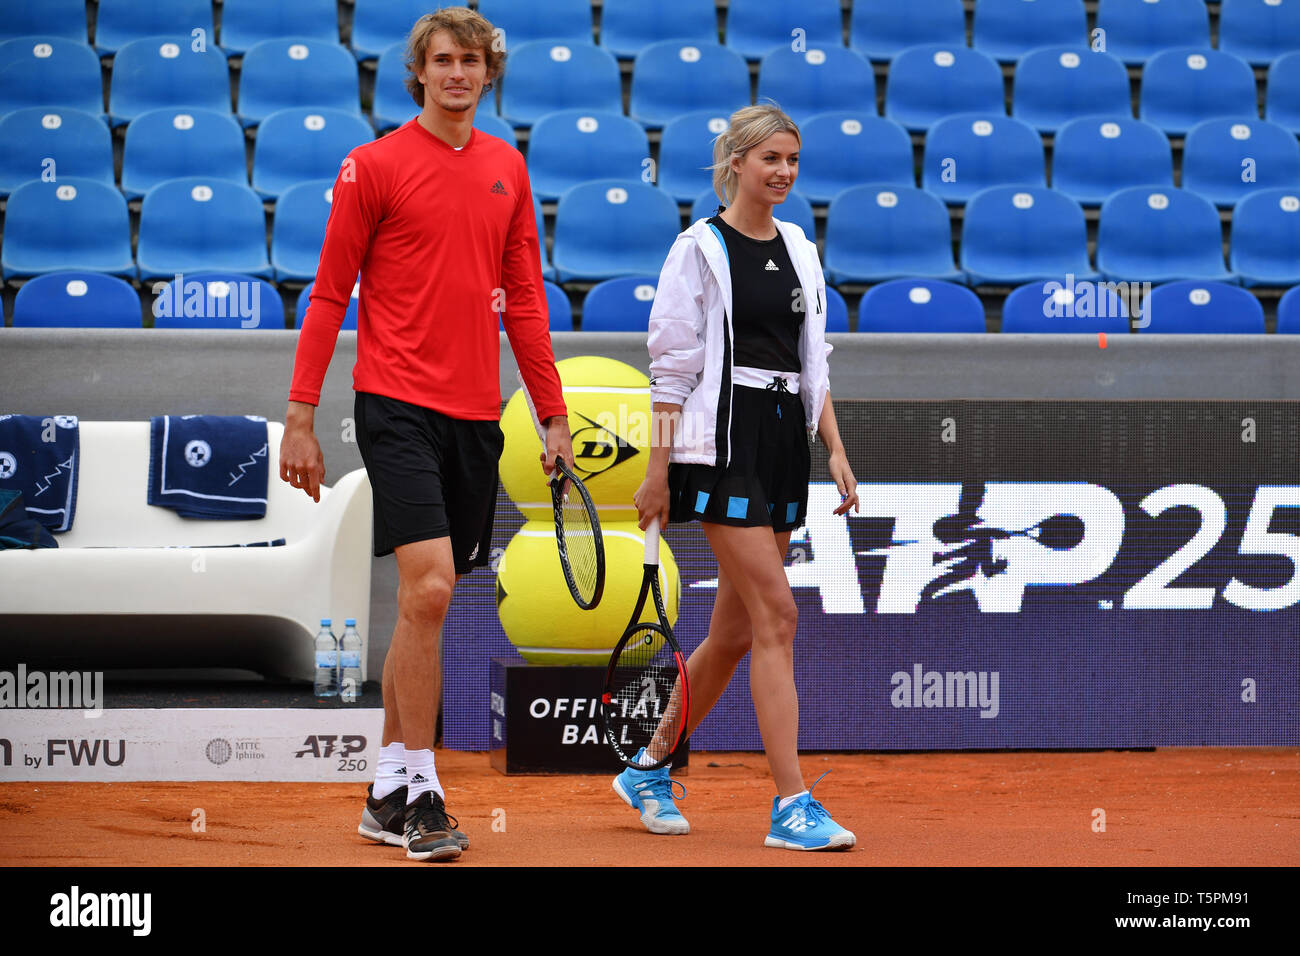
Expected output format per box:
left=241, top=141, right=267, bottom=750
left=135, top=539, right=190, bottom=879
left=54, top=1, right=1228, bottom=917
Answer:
left=614, top=103, right=860, bottom=850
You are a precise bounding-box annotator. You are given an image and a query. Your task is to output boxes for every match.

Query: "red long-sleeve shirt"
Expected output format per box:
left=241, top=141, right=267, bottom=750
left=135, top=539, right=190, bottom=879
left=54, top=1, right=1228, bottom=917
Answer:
left=288, top=119, right=566, bottom=423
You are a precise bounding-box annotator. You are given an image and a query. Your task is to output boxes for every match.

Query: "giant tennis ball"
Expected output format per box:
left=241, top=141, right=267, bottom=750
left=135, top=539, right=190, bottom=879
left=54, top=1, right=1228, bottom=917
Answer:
left=497, top=520, right=680, bottom=665
left=500, top=356, right=650, bottom=521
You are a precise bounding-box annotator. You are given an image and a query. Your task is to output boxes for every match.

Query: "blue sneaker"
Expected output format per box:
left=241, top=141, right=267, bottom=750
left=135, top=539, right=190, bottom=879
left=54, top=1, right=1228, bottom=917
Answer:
left=764, top=772, right=855, bottom=851
left=612, top=749, right=689, bottom=835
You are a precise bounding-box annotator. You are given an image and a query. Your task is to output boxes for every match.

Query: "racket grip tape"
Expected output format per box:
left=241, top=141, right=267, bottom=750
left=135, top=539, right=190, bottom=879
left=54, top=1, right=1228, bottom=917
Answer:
left=644, top=516, right=660, bottom=566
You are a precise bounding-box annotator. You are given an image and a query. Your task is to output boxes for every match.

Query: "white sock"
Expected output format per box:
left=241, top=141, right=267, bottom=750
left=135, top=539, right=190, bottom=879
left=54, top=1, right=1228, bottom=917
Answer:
left=636, top=750, right=666, bottom=769
left=778, top=789, right=808, bottom=812
left=372, top=742, right=406, bottom=799
left=405, top=748, right=445, bottom=802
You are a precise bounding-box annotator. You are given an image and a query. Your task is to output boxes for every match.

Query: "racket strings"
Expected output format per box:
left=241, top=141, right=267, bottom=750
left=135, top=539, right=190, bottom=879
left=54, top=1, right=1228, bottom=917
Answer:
left=607, top=625, right=687, bottom=758
left=559, top=489, right=600, bottom=600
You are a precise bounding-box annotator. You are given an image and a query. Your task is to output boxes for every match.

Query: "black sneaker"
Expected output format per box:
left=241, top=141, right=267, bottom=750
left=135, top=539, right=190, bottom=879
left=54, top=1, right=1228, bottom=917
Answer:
left=404, top=790, right=463, bottom=862
left=359, top=784, right=469, bottom=850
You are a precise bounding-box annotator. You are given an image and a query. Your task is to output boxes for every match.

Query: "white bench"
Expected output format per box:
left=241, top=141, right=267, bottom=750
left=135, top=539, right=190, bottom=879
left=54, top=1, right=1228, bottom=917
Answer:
left=0, top=421, right=372, bottom=682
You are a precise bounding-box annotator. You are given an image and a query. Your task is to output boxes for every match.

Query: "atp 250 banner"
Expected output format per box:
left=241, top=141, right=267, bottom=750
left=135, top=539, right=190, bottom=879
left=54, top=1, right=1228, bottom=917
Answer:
left=445, top=401, right=1300, bottom=751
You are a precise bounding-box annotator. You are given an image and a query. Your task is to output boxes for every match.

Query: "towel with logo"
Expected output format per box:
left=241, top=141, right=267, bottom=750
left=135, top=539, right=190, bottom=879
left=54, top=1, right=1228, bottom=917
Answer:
left=0, top=413, right=80, bottom=533
left=148, top=415, right=269, bottom=519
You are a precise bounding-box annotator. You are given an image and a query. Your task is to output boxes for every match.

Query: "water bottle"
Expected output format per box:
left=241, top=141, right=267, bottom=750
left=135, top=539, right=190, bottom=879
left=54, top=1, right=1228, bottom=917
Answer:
left=340, top=619, right=362, bottom=702
left=313, top=619, right=338, bottom=697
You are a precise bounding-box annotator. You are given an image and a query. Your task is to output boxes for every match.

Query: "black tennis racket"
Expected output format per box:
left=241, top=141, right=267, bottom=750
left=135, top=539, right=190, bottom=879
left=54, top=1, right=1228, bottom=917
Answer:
left=516, top=370, right=605, bottom=609
left=600, top=517, right=690, bottom=770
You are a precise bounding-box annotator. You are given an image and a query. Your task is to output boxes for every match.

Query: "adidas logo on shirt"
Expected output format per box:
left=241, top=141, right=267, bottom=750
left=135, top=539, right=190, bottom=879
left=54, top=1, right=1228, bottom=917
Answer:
left=765, top=259, right=779, bottom=271
left=491, top=180, right=508, bottom=195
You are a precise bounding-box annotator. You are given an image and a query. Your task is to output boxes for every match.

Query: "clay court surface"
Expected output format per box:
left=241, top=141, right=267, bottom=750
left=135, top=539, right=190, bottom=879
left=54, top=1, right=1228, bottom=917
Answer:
left=2, top=748, right=1296, bottom=866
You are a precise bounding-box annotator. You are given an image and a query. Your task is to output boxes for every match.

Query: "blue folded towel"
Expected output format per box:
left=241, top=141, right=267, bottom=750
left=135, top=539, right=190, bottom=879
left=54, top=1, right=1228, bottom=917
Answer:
left=0, top=413, right=79, bottom=533
left=0, top=488, right=58, bottom=549
left=148, top=415, right=269, bottom=519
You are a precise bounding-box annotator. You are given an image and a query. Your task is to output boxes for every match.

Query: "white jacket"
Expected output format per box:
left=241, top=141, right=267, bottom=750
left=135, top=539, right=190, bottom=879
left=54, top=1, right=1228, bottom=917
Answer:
left=647, top=216, right=832, bottom=466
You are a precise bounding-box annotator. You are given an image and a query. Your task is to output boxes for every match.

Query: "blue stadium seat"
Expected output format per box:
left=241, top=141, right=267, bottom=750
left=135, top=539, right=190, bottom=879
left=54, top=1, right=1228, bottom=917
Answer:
left=0, top=108, right=114, bottom=198
left=219, top=0, right=339, bottom=57
left=824, top=185, right=963, bottom=284
left=478, top=0, right=594, bottom=48
left=1265, top=52, right=1300, bottom=134
left=1230, top=188, right=1300, bottom=287
left=373, top=42, right=417, bottom=132
left=824, top=286, right=850, bottom=332
left=724, top=0, right=843, bottom=62
left=756, top=47, right=878, bottom=127
left=1097, top=186, right=1236, bottom=283
left=297, top=279, right=359, bottom=330
left=1094, top=0, right=1210, bottom=65
left=499, top=280, right=573, bottom=331
left=527, top=110, right=651, bottom=202
left=629, top=41, right=749, bottom=129
left=108, top=37, right=231, bottom=127
left=689, top=189, right=816, bottom=239
left=659, top=113, right=732, bottom=202
left=499, top=41, right=622, bottom=128
left=1012, top=47, right=1132, bottom=133
left=0, top=0, right=87, bottom=43
left=600, top=0, right=718, bottom=60
left=0, top=37, right=104, bottom=118
left=1181, top=119, right=1300, bottom=208
left=251, top=107, right=375, bottom=198
left=121, top=108, right=247, bottom=199
left=349, top=0, right=429, bottom=61
left=795, top=113, right=914, bottom=205
left=1140, top=48, right=1259, bottom=136
left=551, top=180, right=682, bottom=281
left=94, top=0, right=215, bottom=55
left=543, top=281, right=573, bottom=330
left=961, top=186, right=1098, bottom=287
left=973, top=0, right=1088, bottom=64
left=474, top=113, right=516, bottom=148
left=1000, top=279, right=1130, bottom=333
left=136, top=178, right=272, bottom=280
left=850, top=0, right=966, bottom=63
left=1136, top=280, right=1265, bottom=333
left=1276, top=284, right=1300, bottom=332
left=1051, top=117, right=1173, bottom=207
left=12, top=273, right=141, bottom=328
left=2, top=179, right=135, bottom=279
left=153, top=273, right=284, bottom=330
left=856, top=279, right=986, bottom=332
left=922, top=114, right=1046, bottom=206
left=691, top=189, right=728, bottom=222
left=1218, top=0, right=1300, bottom=68
left=271, top=179, right=334, bottom=282
left=535, top=193, right=555, bottom=282
left=885, top=45, right=1006, bottom=132
left=238, top=39, right=361, bottom=127
left=580, top=276, right=660, bottom=330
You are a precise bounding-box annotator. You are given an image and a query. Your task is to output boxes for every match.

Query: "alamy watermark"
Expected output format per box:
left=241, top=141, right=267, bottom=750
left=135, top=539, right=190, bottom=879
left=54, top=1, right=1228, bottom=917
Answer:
left=151, top=273, right=263, bottom=329
left=0, top=664, right=103, bottom=718
left=1041, top=275, right=1152, bottom=330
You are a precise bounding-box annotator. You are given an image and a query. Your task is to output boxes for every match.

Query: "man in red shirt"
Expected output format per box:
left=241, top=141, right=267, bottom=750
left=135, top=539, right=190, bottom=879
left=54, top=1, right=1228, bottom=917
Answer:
left=280, top=7, right=571, bottom=863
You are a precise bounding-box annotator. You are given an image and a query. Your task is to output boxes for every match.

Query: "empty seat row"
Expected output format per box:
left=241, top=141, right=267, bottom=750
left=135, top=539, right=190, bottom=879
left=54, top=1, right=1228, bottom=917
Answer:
left=5, top=0, right=1297, bottom=66
left=13, top=271, right=1300, bottom=338
left=8, top=35, right=1300, bottom=137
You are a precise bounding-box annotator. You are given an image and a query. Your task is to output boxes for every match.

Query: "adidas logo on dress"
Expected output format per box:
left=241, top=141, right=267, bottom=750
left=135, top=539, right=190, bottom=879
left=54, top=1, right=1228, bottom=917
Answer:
left=765, top=259, right=779, bottom=271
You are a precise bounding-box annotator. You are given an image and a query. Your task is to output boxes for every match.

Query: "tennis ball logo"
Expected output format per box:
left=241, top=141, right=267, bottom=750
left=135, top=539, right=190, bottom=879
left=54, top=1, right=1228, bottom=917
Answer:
left=500, top=356, right=649, bottom=521
left=497, top=521, right=680, bottom=665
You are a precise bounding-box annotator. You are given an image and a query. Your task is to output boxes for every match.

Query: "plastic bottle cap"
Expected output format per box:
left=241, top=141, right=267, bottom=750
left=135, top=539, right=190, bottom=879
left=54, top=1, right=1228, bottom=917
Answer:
left=345, top=619, right=356, bottom=627
left=321, top=618, right=331, bottom=626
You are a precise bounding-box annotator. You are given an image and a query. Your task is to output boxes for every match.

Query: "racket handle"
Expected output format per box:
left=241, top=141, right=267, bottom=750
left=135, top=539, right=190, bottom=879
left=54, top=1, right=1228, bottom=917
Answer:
left=644, top=516, right=660, bottom=566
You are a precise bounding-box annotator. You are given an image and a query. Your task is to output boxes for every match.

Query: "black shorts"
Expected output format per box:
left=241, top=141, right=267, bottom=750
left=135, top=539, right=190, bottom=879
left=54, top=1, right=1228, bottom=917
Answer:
left=353, top=391, right=504, bottom=572
left=668, top=384, right=810, bottom=532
